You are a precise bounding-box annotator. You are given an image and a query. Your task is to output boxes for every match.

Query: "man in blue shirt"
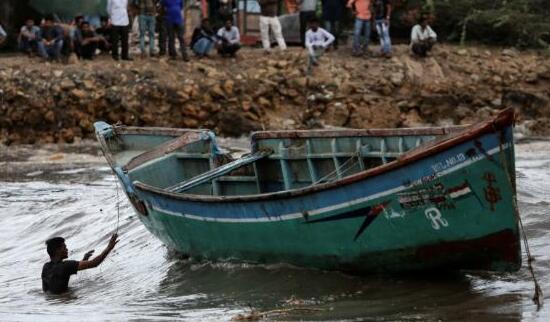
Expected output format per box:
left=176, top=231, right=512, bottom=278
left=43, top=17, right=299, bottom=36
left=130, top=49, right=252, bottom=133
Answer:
left=161, top=0, right=190, bottom=61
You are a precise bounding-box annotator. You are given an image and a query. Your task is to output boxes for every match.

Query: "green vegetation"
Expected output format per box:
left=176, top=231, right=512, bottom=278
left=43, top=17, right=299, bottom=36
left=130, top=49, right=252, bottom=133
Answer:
left=415, top=0, right=550, bottom=48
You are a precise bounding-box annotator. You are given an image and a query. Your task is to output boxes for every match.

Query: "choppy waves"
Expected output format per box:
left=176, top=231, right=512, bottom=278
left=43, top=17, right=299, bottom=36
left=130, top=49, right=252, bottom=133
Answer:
left=1, top=140, right=549, bottom=321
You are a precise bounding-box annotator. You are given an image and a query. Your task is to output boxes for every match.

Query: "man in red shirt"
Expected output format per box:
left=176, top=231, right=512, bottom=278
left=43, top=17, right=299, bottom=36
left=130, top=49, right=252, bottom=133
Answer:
left=347, top=0, right=371, bottom=56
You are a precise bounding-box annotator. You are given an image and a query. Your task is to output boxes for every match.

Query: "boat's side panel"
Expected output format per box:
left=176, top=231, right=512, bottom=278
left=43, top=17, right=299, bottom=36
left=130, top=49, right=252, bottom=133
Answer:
left=134, top=127, right=520, bottom=272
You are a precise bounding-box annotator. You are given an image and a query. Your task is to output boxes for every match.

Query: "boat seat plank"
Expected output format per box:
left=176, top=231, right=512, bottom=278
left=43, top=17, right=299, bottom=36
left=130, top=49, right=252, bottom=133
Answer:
left=217, top=176, right=258, bottom=182
left=168, top=149, right=273, bottom=193
left=124, top=132, right=204, bottom=171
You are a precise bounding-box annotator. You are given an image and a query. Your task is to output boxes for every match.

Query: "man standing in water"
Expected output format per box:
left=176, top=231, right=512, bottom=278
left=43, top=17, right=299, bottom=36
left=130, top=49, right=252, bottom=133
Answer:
left=41, top=234, right=118, bottom=294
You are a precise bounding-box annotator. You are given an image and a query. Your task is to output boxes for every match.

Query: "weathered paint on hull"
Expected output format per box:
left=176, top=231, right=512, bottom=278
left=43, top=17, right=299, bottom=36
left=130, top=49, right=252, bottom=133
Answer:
left=131, top=128, right=521, bottom=273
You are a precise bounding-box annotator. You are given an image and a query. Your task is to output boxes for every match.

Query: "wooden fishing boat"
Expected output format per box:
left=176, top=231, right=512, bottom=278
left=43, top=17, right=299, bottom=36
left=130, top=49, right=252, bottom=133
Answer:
left=94, top=108, right=521, bottom=273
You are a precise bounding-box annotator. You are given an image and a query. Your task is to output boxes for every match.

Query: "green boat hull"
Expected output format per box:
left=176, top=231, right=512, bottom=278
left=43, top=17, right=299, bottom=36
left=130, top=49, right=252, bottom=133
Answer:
left=95, top=109, right=521, bottom=273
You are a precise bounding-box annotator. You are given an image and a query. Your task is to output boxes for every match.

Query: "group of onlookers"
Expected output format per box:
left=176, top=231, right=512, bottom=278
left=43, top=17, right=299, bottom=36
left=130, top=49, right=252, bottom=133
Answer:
left=15, top=16, right=112, bottom=61
left=6, top=0, right=438, bottom=65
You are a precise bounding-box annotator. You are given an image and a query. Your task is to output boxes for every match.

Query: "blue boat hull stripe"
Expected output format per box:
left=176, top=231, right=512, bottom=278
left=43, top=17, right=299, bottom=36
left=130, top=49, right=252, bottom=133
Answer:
left=149, top=144, right=509, bottom=223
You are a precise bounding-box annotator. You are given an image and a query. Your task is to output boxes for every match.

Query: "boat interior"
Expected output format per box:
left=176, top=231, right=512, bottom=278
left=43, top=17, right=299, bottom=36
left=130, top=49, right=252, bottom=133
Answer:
left=103, top=126, right=463, bottom=196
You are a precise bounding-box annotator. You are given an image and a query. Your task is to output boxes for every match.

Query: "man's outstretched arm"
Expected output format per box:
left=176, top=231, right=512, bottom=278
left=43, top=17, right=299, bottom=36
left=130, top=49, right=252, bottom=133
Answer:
left=78, top=233, right=118, bottom=271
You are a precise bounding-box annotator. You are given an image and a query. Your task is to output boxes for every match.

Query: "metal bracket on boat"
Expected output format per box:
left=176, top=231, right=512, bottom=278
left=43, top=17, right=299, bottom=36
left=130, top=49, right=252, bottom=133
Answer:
left=93, top=121, right=115, bottom=140
left=200, top=131, right=222, bottom=156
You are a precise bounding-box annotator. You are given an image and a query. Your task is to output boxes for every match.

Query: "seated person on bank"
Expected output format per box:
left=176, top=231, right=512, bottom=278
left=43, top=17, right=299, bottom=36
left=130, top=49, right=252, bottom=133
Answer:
left=42, top=234, right=118, bottom=294
left=95, top=16, right=113, bottom=54
left=0, top=22, right=7, bottom=48
left=410, top=14, right=437, bottom=57
left=18, top=19, right=41, bottom=55
left=74, top=21, right=106, bottom=60
left=37, top=15, right=64, bottom=60
left=72, top=15, right=87, bottom=57
left=216, top=19, right=241, bottom=57
left=305, top=17, right=335, bottom=68
left=191, top=18, right=217, bottom=58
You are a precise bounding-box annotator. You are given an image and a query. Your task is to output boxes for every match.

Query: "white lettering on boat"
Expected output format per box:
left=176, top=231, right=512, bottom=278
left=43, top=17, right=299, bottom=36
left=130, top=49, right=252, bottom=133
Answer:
left=431, top=153, right=467, bottom=173
left=383, top=207, right=406, bottom=219
left=424, top=207, right=448, bottom=230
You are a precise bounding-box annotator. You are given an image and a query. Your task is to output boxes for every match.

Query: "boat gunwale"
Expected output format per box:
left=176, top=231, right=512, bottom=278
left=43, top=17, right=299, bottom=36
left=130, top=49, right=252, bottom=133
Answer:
left=124, top=109, right=515, bottom=203
left=113, top=124, right=468, bottom=139
left=249, top=126, right=466, bottom=140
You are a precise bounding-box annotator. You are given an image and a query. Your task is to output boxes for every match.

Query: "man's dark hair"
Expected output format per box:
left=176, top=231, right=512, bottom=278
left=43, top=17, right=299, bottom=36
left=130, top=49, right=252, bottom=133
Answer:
left=309, top=16, right=320, bottom=25
left=44, top=14, right=55, bottom=23
left=100, top=16, right=109, bottom=23
left=81, top=21, right=90, bottom=27
left=46, top=237, right=65, bottom=257
left=419, top=14, right=430, bottom=24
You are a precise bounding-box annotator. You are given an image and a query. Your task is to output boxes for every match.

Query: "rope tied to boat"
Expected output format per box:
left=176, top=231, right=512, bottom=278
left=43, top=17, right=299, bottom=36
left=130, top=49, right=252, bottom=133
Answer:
left=106, top=134, right=121, bottom=234
left=112, top=171, right=121, bottom=234
left=498, top=131, right=543, bottom=311
left=313, top=154, right=359, bottom=184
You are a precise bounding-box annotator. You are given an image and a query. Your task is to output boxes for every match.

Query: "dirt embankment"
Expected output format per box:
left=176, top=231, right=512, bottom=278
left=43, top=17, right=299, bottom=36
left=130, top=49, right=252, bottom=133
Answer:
left=1, top=45, right=549, bottom=145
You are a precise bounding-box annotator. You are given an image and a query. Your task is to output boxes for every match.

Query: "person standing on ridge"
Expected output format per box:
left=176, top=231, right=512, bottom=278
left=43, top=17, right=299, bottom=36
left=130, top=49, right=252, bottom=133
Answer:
left=107, top=0, right=133, bottom=60
left=136, top=0, right=157, bottom=58
left=347, top=0, right=372, bottom=56
left=321, top=0, right=344, bottom=50
left=41, top=234, right=119, bottom=294
left=373, top=0, right=392, bottom=57
left=161, top=0, right=190, bottom=61
left=258, top=0, right=287, bottom=54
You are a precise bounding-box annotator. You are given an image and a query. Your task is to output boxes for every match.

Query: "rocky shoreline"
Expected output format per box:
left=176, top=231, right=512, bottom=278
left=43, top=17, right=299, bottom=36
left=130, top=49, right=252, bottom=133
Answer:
left=1, top=44, right=549, bottom=145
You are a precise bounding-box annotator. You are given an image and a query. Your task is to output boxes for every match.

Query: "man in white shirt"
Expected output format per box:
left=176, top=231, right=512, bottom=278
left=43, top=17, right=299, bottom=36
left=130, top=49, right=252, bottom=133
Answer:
left=18, top=19, right=41, bottom=55
left=0, top=23, right=7, bottom=47
left=410, top=15, right=437, bottom=57
left=216, top=19, right=241, bottom=57
left=298, top=0, right=317, bottom=47
left=305, top=17, right=334, bottom=69
left=107, top=0, right=132, bottom=60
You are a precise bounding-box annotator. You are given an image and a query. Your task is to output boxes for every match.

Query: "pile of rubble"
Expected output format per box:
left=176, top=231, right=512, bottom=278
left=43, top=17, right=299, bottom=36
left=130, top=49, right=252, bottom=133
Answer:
left=1, top=45, right=549, bottom=145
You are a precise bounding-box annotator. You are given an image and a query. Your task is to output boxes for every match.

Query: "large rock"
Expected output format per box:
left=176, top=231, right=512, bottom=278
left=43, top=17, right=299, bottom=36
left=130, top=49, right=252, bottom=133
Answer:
left=216, top=110, right=262, bottom=137
left=349, top=103, right=401, bottom=129
left=502, top=90, right=550, bottom=119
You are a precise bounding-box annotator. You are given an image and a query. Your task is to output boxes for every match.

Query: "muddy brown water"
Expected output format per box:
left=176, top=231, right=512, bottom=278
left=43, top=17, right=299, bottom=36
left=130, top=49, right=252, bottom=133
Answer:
left=0, top=139, right=549, bottom=321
